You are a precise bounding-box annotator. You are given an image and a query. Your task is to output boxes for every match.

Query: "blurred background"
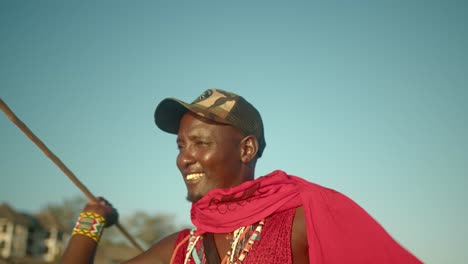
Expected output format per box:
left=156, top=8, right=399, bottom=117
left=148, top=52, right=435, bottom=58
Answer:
left=1, top=1, right=467, bottom=263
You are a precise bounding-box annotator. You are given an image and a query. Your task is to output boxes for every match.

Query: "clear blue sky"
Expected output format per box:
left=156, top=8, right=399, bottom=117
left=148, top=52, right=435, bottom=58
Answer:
left=1, top=1, right=466, bottom=263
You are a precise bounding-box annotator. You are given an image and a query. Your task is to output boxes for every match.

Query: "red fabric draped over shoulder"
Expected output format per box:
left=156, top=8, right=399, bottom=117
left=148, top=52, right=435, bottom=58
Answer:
left=188, top=170, right=422, bottom=264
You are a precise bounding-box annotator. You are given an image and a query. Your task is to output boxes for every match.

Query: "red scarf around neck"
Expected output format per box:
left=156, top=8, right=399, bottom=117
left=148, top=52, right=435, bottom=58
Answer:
left=191, top=170, right=422, bottom=264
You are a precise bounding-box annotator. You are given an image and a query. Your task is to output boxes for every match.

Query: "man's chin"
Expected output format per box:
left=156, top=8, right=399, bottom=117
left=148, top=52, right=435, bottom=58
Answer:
left=186, top=193, right=203, bottom=203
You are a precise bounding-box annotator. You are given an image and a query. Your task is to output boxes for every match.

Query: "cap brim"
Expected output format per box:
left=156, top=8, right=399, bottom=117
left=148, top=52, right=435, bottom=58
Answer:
left=154, top=98, right=191, bottom=134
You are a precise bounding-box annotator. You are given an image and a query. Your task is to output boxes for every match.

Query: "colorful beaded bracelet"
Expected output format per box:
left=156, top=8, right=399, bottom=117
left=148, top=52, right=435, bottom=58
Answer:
left=71, top=211, right=106, bottom=242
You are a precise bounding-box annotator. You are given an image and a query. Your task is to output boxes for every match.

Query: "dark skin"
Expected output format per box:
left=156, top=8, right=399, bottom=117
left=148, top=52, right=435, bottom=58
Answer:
left=61, top=112, right=309, bottom=264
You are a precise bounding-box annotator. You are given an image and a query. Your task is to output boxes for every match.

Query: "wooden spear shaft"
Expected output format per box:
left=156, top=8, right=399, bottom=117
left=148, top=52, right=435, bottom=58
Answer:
left=0, top=98, right=144, bottom=253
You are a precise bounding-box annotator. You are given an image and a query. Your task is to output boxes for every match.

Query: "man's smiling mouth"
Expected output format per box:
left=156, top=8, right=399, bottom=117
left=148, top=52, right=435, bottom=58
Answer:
left=186, top=172, right=205, bottom=181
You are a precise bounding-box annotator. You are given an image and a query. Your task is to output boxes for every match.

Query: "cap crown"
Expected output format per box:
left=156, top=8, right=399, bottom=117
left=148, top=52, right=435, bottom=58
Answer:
left=155, top=89, right=266, bottom=157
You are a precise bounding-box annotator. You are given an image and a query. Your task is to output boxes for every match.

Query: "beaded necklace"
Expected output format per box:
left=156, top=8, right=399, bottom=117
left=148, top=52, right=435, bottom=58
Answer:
left=183, top=219, right=265, bottom=264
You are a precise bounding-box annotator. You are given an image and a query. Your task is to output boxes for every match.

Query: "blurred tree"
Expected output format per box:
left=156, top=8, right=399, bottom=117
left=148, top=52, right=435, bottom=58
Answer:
left=42, top=196, right=87, bottom=231
left=124, top=211, right=177, bottom=247
left=100, top=211, right=178, bottom=248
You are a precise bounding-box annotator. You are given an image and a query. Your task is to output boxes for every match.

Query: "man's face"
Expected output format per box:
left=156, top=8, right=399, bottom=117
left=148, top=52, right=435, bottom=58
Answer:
left=176, top=112, right=246, bottom=202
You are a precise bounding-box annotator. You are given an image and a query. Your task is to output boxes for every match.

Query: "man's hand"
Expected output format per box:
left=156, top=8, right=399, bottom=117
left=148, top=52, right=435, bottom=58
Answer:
left=83, top=196, right=119, bottom=227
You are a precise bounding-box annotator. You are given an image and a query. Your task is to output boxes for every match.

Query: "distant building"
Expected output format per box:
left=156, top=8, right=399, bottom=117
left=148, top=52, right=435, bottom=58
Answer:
left=0, top=203, right=30, bottom=259
left=0, top=203, right=68, bottom=263
left=35, top=211, right=68, bottom=262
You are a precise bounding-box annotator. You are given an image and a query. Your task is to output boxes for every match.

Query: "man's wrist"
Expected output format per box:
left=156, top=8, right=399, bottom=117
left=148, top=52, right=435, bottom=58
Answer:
left=71, top=211, right=106, bottom=243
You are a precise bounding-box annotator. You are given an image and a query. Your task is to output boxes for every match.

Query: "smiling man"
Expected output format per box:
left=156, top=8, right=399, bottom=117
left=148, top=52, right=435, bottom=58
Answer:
left=61, top=89, right=422, bottom=264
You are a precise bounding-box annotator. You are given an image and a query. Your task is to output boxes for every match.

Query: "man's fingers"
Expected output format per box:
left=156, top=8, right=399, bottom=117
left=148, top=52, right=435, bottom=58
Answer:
left=96, top=196, right=113, bottom=207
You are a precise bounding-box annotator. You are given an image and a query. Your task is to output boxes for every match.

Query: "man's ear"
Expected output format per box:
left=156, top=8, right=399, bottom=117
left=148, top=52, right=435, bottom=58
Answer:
left=240, top=135, right=259, bottom=163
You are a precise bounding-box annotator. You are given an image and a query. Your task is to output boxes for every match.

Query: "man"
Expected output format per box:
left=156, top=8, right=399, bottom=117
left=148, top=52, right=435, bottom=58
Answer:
left=61, top=89, right=422, bottom=263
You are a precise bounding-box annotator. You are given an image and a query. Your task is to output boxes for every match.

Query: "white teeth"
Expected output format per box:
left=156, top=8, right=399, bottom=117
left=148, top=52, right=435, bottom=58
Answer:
left=186, top=173, right=204, bottom=180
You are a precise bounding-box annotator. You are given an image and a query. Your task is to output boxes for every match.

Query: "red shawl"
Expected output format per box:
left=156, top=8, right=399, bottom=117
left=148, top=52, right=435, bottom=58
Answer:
left=191, top=170, right=422, bottom=263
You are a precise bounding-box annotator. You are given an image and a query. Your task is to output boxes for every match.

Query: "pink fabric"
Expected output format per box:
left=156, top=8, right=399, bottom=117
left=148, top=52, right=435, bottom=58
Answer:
left=191, top=170, right=302, bottom=234
left=191, top=170, right=422, bottom=263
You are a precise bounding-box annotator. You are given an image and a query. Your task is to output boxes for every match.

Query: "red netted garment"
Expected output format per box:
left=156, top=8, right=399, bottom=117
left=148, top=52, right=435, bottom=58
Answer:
left=171, top=208, right=295, bottom=264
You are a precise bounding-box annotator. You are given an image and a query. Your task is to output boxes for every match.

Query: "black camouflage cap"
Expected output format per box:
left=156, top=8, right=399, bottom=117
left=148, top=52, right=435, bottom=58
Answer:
left=154, top=89, right=266, bottom=157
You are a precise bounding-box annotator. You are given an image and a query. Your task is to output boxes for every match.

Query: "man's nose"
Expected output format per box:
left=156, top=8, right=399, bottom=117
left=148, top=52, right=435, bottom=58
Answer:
left=179, top=147, right=196, bottom=168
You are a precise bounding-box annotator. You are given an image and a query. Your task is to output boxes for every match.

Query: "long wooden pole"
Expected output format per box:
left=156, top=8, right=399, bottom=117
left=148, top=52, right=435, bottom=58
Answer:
left=0, top=98, right=144, bottom=253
